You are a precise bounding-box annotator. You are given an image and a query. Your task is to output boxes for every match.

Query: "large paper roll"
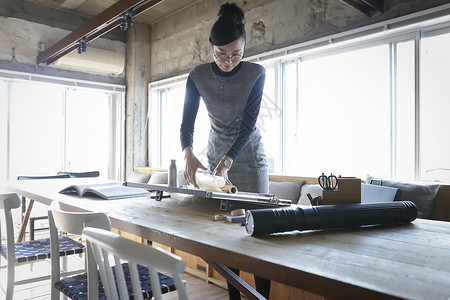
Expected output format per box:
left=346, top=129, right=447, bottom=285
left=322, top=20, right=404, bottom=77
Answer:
left=195, top=173, right=225, bottom=191
left=195, top=173, right=238, bottom=194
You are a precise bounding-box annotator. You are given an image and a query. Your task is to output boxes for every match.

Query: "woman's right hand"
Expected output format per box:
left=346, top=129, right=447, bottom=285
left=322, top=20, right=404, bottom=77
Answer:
left=183, top=147, right=207, bottom=189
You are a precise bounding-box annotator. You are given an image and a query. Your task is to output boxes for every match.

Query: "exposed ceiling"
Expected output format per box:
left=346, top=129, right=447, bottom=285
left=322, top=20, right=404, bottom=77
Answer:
left=24, top=0, right=385, bottom=21
left=31, top=0, right=202, bottom=65
left=23, top=0, right=201, bottom=25
left=27, top=0, right=384, bottom=65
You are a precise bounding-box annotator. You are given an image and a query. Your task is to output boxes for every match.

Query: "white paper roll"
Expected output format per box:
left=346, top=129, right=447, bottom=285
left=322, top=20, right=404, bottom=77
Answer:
left=195, top=173, right=238, bottom=194
left=195, top=173, right=225, bottom=192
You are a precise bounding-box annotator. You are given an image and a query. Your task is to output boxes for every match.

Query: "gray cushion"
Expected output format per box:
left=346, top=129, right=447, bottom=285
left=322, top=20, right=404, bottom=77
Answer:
left=126, top=171, right=151, bottom=183
left=147, top=172, right=187, bottom=186
left=269, top=180, right=305, bottom=204
left=366, top=175, right=439, bottom=219
left=148, top=172, right=168, bottom=184
left=177, top=173, right=187, bottom=186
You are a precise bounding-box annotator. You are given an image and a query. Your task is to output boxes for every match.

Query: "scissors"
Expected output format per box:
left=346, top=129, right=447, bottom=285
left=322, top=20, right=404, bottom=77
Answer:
left=318, top=173, right=338, bottom=190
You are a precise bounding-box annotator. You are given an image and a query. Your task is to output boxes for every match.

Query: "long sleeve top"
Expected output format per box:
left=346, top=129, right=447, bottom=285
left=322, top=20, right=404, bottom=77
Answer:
left=180, top=61, right=266, bottom=161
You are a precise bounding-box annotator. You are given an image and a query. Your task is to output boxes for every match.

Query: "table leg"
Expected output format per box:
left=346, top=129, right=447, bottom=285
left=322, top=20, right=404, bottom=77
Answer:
left=17, top=199, right=34, bottom=243
left=205, top=259, right=266, bottom=300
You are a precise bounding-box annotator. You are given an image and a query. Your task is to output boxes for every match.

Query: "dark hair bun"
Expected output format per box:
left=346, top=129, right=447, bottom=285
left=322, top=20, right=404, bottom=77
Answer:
left=218, top=3, right=245, bottom=25
left=209, top=3, right=246, bottom=46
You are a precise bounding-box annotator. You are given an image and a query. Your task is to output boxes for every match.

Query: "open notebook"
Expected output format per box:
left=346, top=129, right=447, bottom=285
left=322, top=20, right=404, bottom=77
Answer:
left=361, top=184, right=399, bottom=203
left=60, top=182, right=151, bottom=200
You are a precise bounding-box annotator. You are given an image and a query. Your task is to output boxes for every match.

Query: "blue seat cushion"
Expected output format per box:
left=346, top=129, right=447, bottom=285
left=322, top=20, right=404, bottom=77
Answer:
left=54, top=263, right=177, bottom=299
left=0, top=236, right=84, bottom=263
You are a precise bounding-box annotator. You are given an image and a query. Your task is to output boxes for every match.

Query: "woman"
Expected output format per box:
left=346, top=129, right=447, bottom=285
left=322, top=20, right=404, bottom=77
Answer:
left=180, top=3, right=270, bottom=299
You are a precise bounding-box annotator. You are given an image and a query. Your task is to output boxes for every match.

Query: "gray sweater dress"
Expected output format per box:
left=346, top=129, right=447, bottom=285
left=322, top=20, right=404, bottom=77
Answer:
left=180, top=61, right=268, bottom=194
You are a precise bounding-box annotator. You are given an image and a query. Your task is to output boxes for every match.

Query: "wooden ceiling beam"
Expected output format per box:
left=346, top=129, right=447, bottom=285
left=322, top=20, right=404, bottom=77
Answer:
left=46, top=19, right=122, bottom=64
left=361, top=0, right=384, bottom=13
left=341, top=0, right=372, bottom=16
left=37, top=0, right=164, bottom=65
left=341, top=0, right=384, bottom=16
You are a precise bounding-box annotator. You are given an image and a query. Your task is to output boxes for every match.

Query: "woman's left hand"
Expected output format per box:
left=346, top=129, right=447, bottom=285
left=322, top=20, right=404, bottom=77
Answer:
left=213, top=161, right=232, bottom=186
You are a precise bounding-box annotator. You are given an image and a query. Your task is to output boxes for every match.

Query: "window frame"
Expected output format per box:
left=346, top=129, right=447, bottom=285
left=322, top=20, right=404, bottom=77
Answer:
left=148, top=9, right=450, bottom=182
left=0, top=70, right=125, bottom=181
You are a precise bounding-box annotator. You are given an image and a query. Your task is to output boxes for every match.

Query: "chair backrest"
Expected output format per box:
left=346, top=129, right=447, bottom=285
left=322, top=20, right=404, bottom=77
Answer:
left=49, top=201, right=111, bottom=235
left=57, top=171, right=100, bottom=178
left=0, top=193, right=21, bottom=261
left=82, top=227, right=189, bottom=300
left=17, top=174, right=70, bottom=180
left=0, top=192, right=21, bottom=210
left=48, top=201, right=112, bottom=300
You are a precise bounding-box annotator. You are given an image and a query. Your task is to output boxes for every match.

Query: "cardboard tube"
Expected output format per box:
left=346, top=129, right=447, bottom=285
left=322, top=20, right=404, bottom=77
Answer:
left=221, top=184, right=238, bottom=194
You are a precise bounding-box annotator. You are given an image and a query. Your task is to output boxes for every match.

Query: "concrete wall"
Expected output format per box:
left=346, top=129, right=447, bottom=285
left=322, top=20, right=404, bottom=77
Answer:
left=125, top=23, right=152, bottom=177
left=149, top=0, right=450, bottom=82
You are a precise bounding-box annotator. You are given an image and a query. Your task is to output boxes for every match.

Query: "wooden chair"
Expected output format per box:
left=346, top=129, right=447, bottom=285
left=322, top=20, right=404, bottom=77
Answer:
left=0, top=193, right=84, bottom=300
left=83, top=227, right=189, bottom=300
left=49, top=201, right=187, bottom=300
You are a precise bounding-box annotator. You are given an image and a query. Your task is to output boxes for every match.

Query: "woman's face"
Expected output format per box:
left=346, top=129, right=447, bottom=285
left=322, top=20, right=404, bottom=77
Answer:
left=212, top=37, right=245, bottom=72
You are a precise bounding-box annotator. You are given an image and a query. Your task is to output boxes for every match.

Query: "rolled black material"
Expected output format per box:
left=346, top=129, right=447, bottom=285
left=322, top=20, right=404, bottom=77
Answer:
left=245, top=201, right=418, bottom=236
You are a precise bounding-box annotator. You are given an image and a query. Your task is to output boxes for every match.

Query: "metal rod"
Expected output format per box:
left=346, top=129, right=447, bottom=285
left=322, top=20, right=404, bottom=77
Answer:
left=124, top=182, right=291, bottom=206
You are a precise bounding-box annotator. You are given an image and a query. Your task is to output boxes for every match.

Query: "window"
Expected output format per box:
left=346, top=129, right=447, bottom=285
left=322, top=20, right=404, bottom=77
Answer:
left=0, top=75, right=124, bottom=182
left=65, top=89, right=119, bottom=178
left=9, top=81, right=65, bottom=179
left=288, top=45, right=393, bottom=178
left=283, top=42, right=415, bottom=179
left=149, top=83, right=209, bottom=169
left=258, top=63, right=282, bottom=173
left=149, top=15, right=450, bottom=183
left=149, top=63, right=281, bottom=173
left=420, top=30, right=450, bottom=182
left=394, top=40, right=416, bottom=181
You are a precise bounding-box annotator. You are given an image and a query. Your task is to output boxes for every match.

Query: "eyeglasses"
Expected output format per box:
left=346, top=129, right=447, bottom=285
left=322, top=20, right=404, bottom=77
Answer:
left=213, top=52, right=243, bottom=62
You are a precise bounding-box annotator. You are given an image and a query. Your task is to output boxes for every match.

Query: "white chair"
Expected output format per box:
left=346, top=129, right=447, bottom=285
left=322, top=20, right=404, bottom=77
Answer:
left=83, top=226, right=189, bottom=300
left=48, top=200, right=111, bottom=300
left=57, top=171, right=100, bottom=178
left=17, top=174, right=71, bottom=242
left=0, top=193, right=84, bottom=300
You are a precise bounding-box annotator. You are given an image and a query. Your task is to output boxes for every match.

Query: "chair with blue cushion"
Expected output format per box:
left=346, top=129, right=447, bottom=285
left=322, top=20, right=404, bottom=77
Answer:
left=48, top=200, right=111, bottom=300
left=83, top=227, right=189, bottom=300
left=0, top=193, right=84, bottom=300
left=49, top=201, right=186, bottom=300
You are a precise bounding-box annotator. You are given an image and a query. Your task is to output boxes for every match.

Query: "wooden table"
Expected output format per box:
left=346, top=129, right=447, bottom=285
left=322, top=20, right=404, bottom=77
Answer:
left=7, top=178, right=450, bottom=300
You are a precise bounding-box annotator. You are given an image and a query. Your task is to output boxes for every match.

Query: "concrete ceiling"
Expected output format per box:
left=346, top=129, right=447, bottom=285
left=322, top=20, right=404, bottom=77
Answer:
left=23, top=0, right=202, bottom=25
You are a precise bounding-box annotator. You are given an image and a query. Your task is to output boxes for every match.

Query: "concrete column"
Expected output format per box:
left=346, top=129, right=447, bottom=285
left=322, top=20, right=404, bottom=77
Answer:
left=125, top=23, right=151, bottom=178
